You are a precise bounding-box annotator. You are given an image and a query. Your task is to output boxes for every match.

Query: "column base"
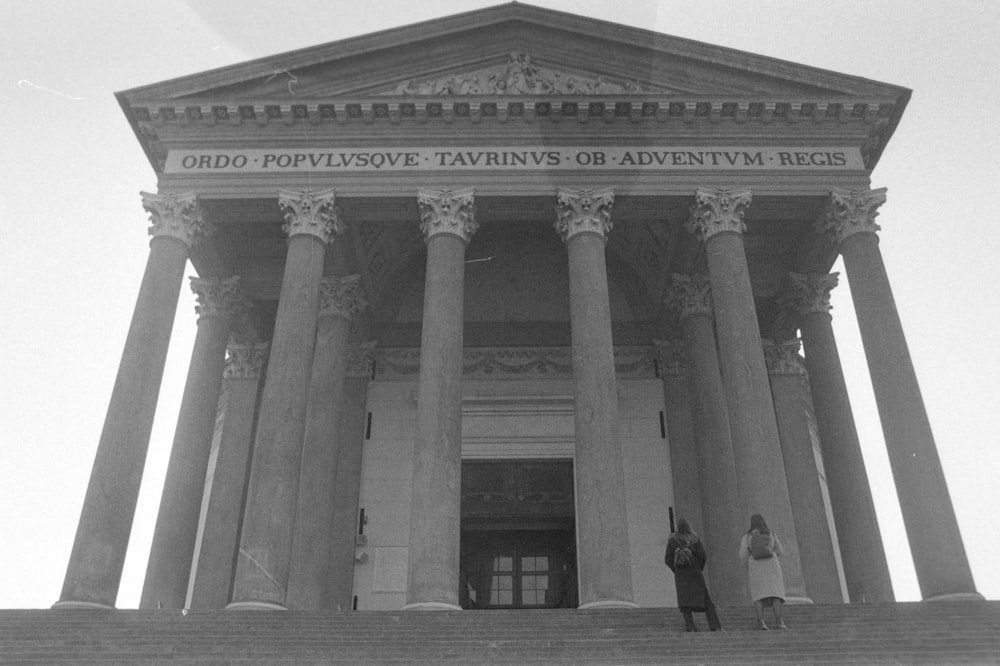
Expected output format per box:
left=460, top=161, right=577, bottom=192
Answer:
left=51, top=600, right=115, bottom=610
left=924, top=592, right=985, bottom=602
left=784, top=596, right=814, bottom=605
left=402, top=601, right=463, bottom=611
left=226, top=600, right=287, bottom=611
left=578, top=600, right=639, bottom=610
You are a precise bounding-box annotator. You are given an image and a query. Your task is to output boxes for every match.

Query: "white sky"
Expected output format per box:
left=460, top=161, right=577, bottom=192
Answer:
left=1, top=0, right=998, bottom=609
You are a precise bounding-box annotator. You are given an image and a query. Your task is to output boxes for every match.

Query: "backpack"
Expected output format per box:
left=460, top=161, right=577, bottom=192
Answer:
left=673, top=538, right=694, bottom=568
left=749, top=532, right=774, bottom=560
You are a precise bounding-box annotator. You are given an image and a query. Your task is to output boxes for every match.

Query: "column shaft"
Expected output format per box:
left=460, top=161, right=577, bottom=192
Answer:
left=707, top=233, right=806, bottom=600
left=59, top=235, right=189, bottom=608
left=141, top=278, right=239, bottom=609
left=326, top=363, right=373, bottom=610
left=841, top=233, right=978, bottom=599
left=288, top=277, right=363, bottom=610
left=656, top=345, right=704, bottom=535
left=566, top=232, right=634, bottom=608
left=405, top=233, right=467, bottom=609
left=189, top=343, right=267, bottom=609
left=799, top=309, right=894, bottom=602
left=765, top=341, right=844, bottom=604
left=229, top=235, right=327, bottom=608
left=679, top=316, right=745, bottom=606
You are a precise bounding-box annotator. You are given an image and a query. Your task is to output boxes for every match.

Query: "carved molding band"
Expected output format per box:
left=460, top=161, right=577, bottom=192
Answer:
left=664, top=273, right=713, bottom=320
left=225, top=342, right=269, bottom=380
left=784, top=272, right=839, bottom=317
left=278, top=187, right=343, bottom=243
left=374, top=346, right=655, bottom=380
left=554, top=187, right=615, bottom=242
left=821, top=187, right=887, bottom=244
left=319, top=275, right=367, bottom=320
left=685, top=187, right=753, bottom=241
left=763, top=339, right=807, bottom=376
left=190, top=276, right=248, bottom=320
left=394, top=52, right=648, bottom=96
left=141, top=191, right=211, bottom=248
left=347, top=340, right=379, bottom=378
left=417, top=187, right=478, bottom=242
left=652, top=339, right=687, bottom=377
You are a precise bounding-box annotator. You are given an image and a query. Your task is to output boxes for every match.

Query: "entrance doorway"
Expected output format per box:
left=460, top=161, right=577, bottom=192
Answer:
left=459, top=460, right=577, bottom=609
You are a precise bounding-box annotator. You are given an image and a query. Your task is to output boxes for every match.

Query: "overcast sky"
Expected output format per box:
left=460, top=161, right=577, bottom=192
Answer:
left=2, top=0, right=998, bottom=609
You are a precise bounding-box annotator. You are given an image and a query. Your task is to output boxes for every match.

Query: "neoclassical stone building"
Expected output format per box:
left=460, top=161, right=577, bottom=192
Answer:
left=58, top=4, right=980, bottom=612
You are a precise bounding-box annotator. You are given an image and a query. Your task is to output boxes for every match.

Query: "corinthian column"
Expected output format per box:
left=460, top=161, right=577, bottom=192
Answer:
left=405, top=188, right=477, bottom=610
left=784, top=271, right=893, bottom=602
left=821, top=188, right=980, bottom=600
left=229, top=188, right=341, bottom=610
left=57, top=191, right=209, bottom=609
left=327, top=341, right=378, bottom=610
left=763, top=339, right=843, bottom=603
left=190, top=342, right=269, bottom=609
left=141, top=276, right=246, bottom=609
left=288, top=275, right=366, bottom=610
left=662, top=274, right=744, bottom=605
left=555, top=187, right=635, bottom=609
left=685, top=188, right=807, bottom=602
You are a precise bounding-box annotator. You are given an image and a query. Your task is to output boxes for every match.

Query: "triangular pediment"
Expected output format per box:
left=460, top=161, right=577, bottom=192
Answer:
left=119, top=3, right=908, bottom=103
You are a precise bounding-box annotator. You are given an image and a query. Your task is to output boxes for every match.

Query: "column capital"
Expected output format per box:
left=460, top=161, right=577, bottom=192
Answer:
left=664, top=273, right=713, bottom=320
left=141, top=191, right=212, bottom=248
left=783, top=272, right=840, bottom=317
left=417, top=187, right=478, bottom=242
left=821, top=187, right=887, bottom=244
left=278, top=188, right=343, bottom=243
left=224, top=342, right=269, bottom=380
left=652, top=339, right=687, bottom=376
left=685, top=187, right=752, bottom=241
left=319, top=275, right=367, bottom=320
left=347, top=340, right=379, bottom=378
left=763, top=338, right=807, bottom=376
left=554, top=187, right=615, bottom=242
left=190, top=276, right=249, bottom=321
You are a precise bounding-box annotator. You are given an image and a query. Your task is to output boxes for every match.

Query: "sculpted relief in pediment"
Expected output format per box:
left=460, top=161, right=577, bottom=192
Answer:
left=390, top=52, right=660, bottom=95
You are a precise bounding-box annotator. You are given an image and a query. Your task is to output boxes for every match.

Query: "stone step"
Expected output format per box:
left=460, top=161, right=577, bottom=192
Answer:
left=1, top=602, right=997, bottom=664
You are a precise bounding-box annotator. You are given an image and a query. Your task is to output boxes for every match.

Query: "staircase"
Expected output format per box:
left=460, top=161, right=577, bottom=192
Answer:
left=2, top=602, right=998, bottom=664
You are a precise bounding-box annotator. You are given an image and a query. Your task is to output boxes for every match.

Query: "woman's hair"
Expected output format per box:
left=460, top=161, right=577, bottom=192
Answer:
left=676, top=518, right=692, bottom=535
left=748, top=514, right=770, bottom=534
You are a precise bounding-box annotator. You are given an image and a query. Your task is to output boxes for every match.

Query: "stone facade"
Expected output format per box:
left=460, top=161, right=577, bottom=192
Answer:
left=57, top=4, right=980, bottom=613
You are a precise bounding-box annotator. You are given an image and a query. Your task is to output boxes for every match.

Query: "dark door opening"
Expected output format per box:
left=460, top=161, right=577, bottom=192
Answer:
left=459, top=460, right=577, bottom=609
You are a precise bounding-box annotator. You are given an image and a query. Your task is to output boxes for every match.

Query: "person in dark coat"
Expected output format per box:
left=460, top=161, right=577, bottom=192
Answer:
left=665, top=518, right=723, bottom=632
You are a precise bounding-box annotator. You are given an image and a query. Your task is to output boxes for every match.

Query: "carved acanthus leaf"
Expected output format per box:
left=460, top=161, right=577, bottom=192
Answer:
left=685, top=187, right=753, bottom=240
left=142, top=191, right=212, bottom=247
left=190, top=276, right=249, bottom=320
left=783, top=272, right=839, bottom=316
left=417, top=187, right=478, bottom=242
left=393, top=52, right=648, bottom=96
left=278, top=188, right=343, bottom=243
left=554, top=187, right=615, bottom=242
left=664, top=273, right=713, bottom=320
left=319, top=275, right=367, bottom=319
left=763, top=339, right=807, bottom=376
left=225, top=342, right=269, bottom=380
left=821, top=187, right=887, bottom=244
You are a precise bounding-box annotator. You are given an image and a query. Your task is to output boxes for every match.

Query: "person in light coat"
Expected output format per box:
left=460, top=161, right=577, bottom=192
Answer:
left=738, top=513, right=787, bottom=630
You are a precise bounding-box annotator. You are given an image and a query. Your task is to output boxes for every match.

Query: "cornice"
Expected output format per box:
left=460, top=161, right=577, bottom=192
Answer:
left=128, top=96, right=896, bottom=129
